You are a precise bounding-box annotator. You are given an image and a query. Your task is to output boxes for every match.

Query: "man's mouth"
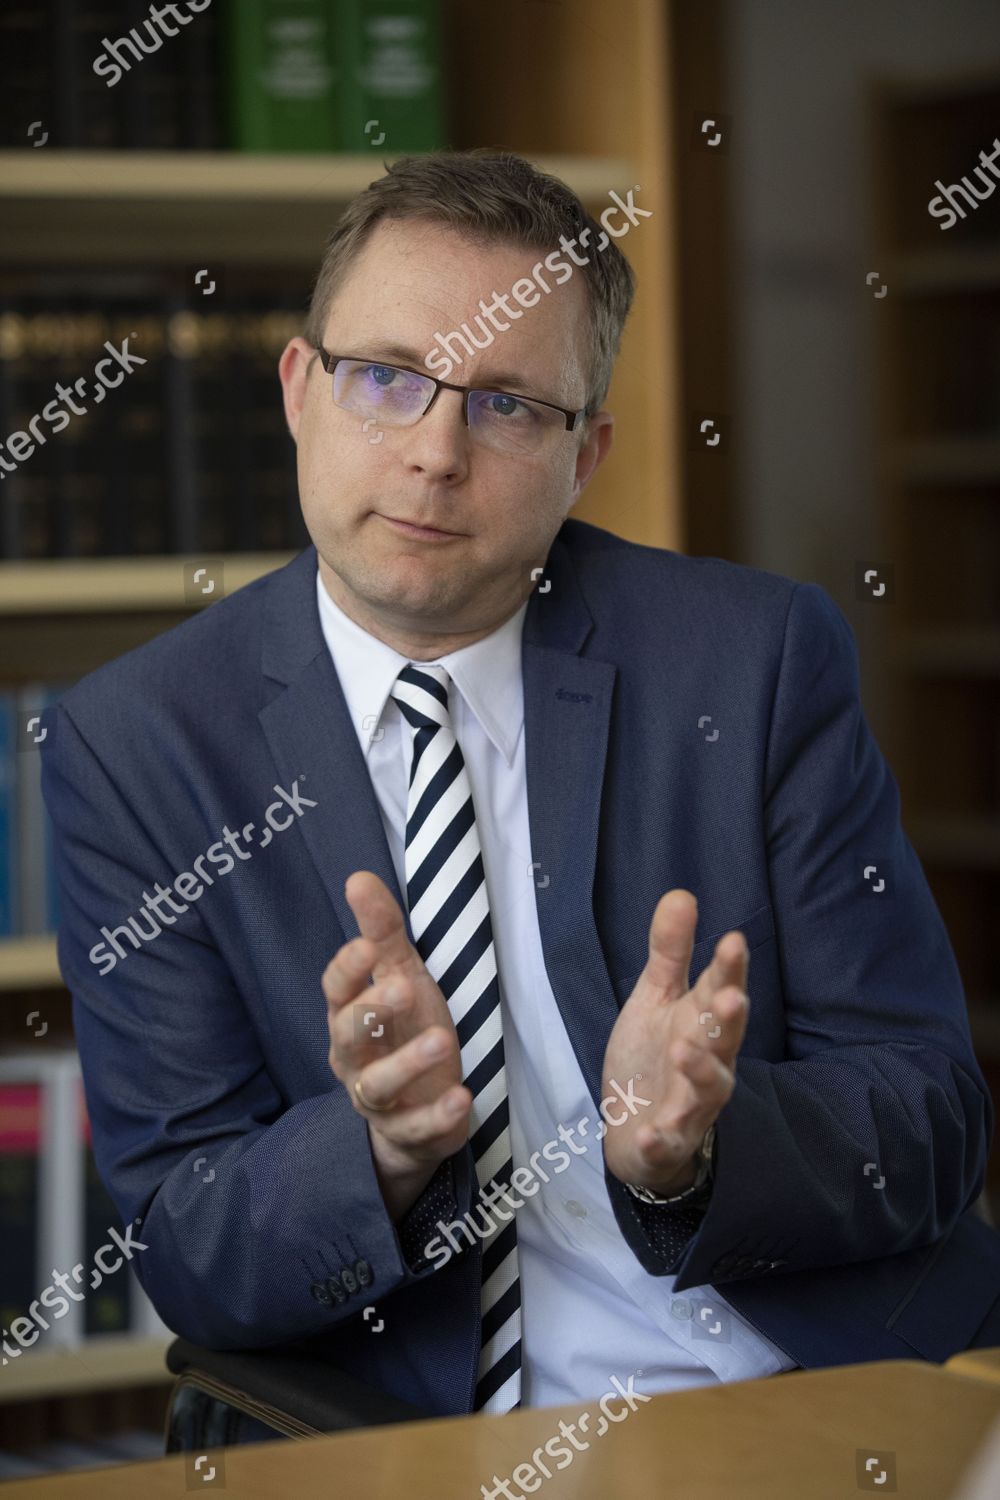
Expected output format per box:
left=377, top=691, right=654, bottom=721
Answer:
left=376, top=513, right=462, bottom=540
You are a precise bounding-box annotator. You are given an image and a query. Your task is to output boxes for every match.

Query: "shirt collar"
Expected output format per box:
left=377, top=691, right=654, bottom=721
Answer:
left=315, top=567, right=527, bottom=766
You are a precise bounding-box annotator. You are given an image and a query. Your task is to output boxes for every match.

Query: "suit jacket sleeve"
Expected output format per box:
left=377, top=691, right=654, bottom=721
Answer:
left=606, top=581, right=993, bottom=1289
left=42, top=703, right=475, bottom=1349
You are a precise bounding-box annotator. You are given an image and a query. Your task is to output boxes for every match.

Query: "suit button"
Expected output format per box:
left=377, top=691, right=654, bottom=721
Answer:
left=341, top=1266, right=359, bottom=1295
left=311, top=1282, right=333, bottom=1305
left=326, top=1275, right=347, bottom=1305
left=355, top=1258, right=373, bottom=1288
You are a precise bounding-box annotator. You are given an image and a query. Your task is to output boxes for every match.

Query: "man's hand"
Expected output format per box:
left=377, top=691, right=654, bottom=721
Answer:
left=323, top=871, right=472, bottom=1221
left=601, top=889, right=750, bottom=1195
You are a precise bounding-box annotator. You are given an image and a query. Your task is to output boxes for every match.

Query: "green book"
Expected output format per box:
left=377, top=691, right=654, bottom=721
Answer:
left=224, top=0, right=342, bottom=152
left=337, top=0, right=446, bottom=155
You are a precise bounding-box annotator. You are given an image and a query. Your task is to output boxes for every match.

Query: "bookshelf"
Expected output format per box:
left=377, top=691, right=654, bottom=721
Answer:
left=0, top=936, right=59, bottom=991
left=0, top=0, right=681, bottom=1419
left=868, top=70, right=1000, bottom=1186
left=0, top=1336, right=172, bottom=1405
left=0, top=553, right=294, bottom=613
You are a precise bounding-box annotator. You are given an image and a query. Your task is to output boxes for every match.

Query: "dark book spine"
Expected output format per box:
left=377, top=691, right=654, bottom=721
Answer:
left=81, top=1089, right=131, bottom=1337
left=179, top=0, right=223, bottom=148
left=75, top=2, right=128, bottom=149
left=52, top=0, right=82, bottom=147
left=0, top=1083, right=41, bottom=1339
left=120, top=0, right=184, bottom=149
left=10, top=305, right=57, bottom=559
left=164, top=298, right=204, bottom=553
left=109, top=299, right=171, bottom=553
left=0, top=299, right=25, bottom=559
left=0, top=3, right=52, bottom=150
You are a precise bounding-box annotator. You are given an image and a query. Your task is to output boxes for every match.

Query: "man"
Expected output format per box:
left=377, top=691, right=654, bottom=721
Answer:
left=43, top=149, right=1000, bottom=1421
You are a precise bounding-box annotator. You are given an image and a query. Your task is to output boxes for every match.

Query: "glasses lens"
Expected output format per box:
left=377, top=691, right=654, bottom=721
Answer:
left=468, top=390, right=564, bottom=454
left=332, top=360, right=432, bottom=425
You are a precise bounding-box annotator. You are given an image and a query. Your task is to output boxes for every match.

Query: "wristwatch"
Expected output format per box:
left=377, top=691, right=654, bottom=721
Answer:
left=625, top=1123, right=716, bottom=1206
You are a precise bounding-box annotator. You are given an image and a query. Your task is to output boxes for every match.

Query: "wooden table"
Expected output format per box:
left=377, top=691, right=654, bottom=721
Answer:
left=4, top=1358, right=1000, bottom=1499
left=945, top=1347, right=1000, bottom=1387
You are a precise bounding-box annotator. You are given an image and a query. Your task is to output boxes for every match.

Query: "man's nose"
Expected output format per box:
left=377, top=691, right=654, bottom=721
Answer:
left=402, top=387, right=471, bottom=472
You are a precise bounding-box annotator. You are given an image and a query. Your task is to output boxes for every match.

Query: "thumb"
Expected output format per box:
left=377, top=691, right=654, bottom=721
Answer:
left=642, top=889, right=698, bottom=1001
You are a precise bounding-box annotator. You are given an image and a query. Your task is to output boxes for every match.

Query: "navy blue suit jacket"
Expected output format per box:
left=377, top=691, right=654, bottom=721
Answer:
left=42, top=519, right=1000, bottom=1415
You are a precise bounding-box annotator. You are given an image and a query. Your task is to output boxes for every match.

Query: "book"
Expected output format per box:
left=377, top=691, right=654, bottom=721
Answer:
left=15, top=683, right=69, bottom=936
left=223, top=0, right=342, bottom=152
left=337, top=0, right=446, bottom=155
left=1, top=0, right=223, bottom=151
left=0, top=694, right=16, bottom=937
left=0, top=1050, right=85, bottom=1353
left=0, top=267, right=307, bottom=560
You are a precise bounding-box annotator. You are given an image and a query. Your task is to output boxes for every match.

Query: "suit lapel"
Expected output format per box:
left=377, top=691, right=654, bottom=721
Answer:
left=521, top=529, right=621, bottom=1111
left=257, top=547, right=409, bottom=953
left=258, top=532, right=623, bottom=1108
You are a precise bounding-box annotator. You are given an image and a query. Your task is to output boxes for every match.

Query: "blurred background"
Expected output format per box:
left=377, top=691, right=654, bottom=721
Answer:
left=1, top=0, right=999, bottom=1480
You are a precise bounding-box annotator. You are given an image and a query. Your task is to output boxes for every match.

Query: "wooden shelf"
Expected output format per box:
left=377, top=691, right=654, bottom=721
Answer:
left=0, top=553, right=294, bottom=615
left=0, top=150, right=636, bottom=265
left=0, top=936, right=60, bottom=992
left=0, top=150, right=634, bottom=202
left=0, top=1336, right=171, bottom=1404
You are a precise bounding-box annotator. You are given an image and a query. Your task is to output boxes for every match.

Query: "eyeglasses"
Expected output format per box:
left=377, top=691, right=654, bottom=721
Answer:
left=315, top=346, right=587, bottom=456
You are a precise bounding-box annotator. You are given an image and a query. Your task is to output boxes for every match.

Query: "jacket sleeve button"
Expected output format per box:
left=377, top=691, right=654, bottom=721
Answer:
left=311, top=1282, right=333, bottom=1305
left=355, top=1258, right=373, bottom=1287
left=326, top=1275, right=348, bottom=1305
left=341, top=1266, right=359, bottom=1295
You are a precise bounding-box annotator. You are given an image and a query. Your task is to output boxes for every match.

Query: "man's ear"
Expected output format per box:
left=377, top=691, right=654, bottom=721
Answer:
left=278, top=336, right=319, bottom=443
left=572, top=411, right=614, bottom=501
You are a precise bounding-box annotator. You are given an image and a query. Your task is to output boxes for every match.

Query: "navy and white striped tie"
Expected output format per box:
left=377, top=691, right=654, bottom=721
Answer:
left=390, top=662, right=522, bottom=1414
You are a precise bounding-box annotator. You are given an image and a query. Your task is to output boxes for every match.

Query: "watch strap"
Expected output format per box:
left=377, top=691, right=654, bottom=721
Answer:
left=625, top=1123, right=716, bottom=1206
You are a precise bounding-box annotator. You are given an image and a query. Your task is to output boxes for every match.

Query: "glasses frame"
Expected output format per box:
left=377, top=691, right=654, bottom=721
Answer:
left=315, top=346, right=587, bottom=434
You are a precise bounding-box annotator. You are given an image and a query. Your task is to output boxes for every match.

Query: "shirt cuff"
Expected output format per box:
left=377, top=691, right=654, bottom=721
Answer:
left=396, top=1157, right=459, bottom=1273
left=623, top=1177, right=714, bottom=1271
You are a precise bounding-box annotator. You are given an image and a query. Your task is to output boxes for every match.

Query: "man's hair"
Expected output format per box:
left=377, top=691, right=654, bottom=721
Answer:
left=303, top=148, right=637, bottom=416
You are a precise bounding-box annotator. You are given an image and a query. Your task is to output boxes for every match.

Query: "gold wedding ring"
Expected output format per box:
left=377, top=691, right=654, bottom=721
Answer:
left=354, top=1075, right=393, bottom=1113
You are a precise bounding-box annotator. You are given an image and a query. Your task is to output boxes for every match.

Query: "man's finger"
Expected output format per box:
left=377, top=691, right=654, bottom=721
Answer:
left=354, top=1025, right=455, bottom=1111
left=322, top=934, right=377, bottom=1010
left=345, top=870, right=423, bottom=978
left=362, top=1087, right=472, bottom=1149
left=643, top=889, right=698, bottom=1000
left=634, top=1049, right=733, bottom=1171
left=699, top=930, right=749, bottom=998
left=329, top=976, right=410, bottom=1060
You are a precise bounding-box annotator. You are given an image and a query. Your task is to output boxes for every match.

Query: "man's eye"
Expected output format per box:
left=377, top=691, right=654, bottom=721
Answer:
left=368, top=365, right=398, bottom=386
left=478, top=392, right=529, bottom=419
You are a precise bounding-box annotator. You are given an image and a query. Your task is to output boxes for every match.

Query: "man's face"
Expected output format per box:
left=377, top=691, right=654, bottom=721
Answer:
left=279, top=218, right=613, bottom=649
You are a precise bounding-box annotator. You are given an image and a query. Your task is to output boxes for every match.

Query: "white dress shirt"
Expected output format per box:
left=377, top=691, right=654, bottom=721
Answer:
left=316, top=567, right=797, bottom=1408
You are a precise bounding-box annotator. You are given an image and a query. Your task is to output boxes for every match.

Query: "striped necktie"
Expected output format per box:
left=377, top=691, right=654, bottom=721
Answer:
left=390, top=661, right=522, bottom=1414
